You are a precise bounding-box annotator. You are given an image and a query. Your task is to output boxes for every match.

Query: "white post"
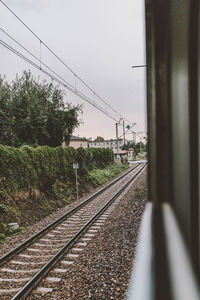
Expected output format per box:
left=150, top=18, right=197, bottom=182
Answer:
left=75, top=169, right=78, bottom=199
left=73, top=163, right=79, bottom=199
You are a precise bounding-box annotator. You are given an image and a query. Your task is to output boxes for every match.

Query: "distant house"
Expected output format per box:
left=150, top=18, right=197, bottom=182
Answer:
left=88, top=138, right=127, bottom=158
left=126, top=148, right=135, bottom=157
left=88, top=138, right=124, bottom=150
left=64, top=136, right=88, bottom=149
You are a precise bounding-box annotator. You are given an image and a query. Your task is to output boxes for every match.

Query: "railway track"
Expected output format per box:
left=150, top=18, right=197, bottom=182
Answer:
left=0, top=162, right=146, bottom=299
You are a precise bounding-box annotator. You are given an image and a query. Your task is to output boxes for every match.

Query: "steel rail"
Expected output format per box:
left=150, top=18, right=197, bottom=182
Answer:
left=12, top=163, right=147, bottom=300
left=0, top=163, right=141, bottom=266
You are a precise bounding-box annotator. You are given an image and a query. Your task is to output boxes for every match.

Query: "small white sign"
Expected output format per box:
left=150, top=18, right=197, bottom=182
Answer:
left=73, top=163, right=79, bottom=170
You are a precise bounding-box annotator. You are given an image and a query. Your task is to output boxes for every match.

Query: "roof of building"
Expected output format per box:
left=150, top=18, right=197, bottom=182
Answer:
left=70, top=136, right=88, bottom=141
left=89, top=138, right=123, bottom=143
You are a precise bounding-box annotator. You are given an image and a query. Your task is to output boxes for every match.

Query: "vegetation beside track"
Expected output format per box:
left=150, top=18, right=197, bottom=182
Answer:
left=0, top=145, right=129, bottom=243
left=87, top=163, right=129, bottom=186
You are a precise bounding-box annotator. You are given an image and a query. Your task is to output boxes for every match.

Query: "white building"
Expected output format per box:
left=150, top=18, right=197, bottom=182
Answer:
left=88, top=139, right=127, bottom=156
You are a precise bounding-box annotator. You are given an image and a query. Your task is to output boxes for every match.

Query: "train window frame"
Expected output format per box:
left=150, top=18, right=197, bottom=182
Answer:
left=127, top=0, right=200, bottom=299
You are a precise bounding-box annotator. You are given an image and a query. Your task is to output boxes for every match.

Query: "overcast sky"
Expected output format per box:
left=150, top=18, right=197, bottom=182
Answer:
left=0, top=0, right=146, bottom=141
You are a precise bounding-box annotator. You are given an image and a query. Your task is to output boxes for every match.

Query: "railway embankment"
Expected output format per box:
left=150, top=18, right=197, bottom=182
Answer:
left=0, top=145, right=128, bottom=243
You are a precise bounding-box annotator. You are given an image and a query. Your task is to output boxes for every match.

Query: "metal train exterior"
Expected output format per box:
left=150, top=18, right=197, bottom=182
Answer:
left=127, top=0, right=199, bottom=299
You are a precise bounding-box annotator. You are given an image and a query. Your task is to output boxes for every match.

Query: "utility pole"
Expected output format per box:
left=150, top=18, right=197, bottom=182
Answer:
left=116, top=122, right=120, bottom=169
left=132, top=131, right=136, bottom=144
left=132, top=131, right=135, bottom=154
left=123, top=119, right=126, bottom=146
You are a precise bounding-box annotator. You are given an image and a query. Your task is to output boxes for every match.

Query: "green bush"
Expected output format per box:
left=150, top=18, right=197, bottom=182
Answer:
left=0, top=145, right=116, bottom=241
left=0, top=145, right=114, bottom=199
left=0, top=203, right=9, bottom=213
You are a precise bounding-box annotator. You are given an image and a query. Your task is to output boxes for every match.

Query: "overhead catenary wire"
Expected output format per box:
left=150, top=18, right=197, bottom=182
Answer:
left=0, top=0, right=126, bottom=121
left=0, top=27, right=75, bottom=91
left=0, top=39, right=119, bottom=121
left=0, top=26, right=119, bottom=121
left=0, top=40, right=118, bottom=121
left=118, top=123, right=136, bottom=139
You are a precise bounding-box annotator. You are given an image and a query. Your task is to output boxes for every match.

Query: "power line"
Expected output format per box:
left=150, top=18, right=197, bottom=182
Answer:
left=0, top=39, right=119, bottom=121
left=0, top=27, right=120, bottom=117
left=118, top=123, right=136, bottom=139
left=0, top=27, right=74, bottom=90
left=0, top=27, right=119, bottom=120
left=0, top=0, right=126, bottom=121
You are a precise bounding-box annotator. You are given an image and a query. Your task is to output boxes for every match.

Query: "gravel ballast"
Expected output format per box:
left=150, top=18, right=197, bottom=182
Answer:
left=28, top=168, right=147, bottom=300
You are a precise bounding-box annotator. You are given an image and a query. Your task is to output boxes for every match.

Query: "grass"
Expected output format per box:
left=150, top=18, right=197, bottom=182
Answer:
left=0, top=224, right=26, bottom=244
left=87, top=163, right=129, bottom=187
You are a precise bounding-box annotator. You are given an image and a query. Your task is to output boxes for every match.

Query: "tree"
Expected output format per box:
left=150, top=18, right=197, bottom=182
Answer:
left=122, top=141, right=135, bottom=150
left=94, top=136, right=104, bottom=141
left=0, top=71, right=82, bottom=147
left=135, top=141, right=146, bottom=154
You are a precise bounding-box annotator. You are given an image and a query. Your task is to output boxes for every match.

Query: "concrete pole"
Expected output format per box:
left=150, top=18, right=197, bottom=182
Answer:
left=116, top=122, right=120, bottom=168
left=132, top=132, right=135, bottom=144
left=123, top=119, right=125, bottom=146
left=132, top=132, right=135, bottom=157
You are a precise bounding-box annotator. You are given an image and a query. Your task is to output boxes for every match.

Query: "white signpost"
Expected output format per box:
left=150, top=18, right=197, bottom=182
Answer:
left=73, top=163, right=79, bottom=199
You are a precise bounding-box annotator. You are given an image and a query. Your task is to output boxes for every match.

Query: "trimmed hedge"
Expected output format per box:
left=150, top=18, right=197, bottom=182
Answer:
left=0, top=145, right=114, bottom=198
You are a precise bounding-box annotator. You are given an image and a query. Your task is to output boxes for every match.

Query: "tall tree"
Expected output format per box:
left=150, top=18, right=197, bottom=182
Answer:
left=135, top=141, right=146, bottom=154
left=0, top=71, right=82, bottom=147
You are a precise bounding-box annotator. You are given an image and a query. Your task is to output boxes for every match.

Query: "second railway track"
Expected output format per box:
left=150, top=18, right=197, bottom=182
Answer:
left=0, top=162, right=146, bottom=299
